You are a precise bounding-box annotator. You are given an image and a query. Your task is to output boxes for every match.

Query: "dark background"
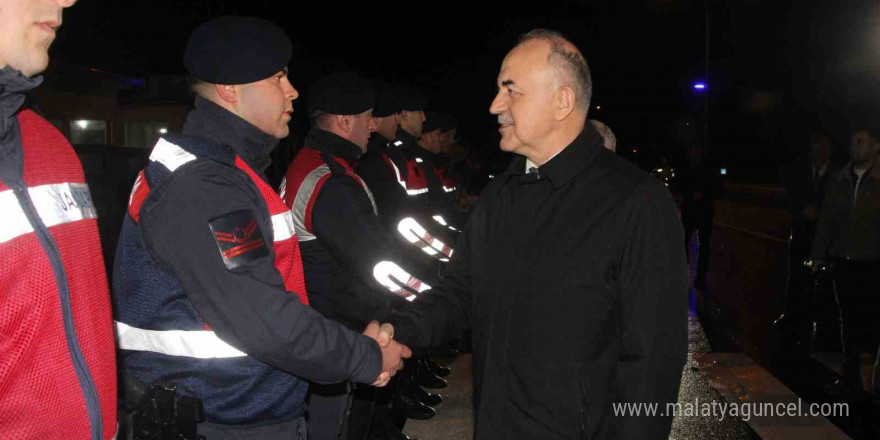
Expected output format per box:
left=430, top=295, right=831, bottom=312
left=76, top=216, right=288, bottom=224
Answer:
left=50, top=0, right=880, bottom=181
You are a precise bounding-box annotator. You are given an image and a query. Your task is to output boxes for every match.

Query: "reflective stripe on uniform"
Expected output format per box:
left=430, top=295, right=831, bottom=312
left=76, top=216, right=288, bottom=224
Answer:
left=115, top=321, right=246, bottom=358
left=397, top=217, right=453, bottom=259
left=372, top=261, right=431, bottom=301
left=291, top=164, right=331, bottom=242
left=149, top=137, right=197, bottom=172
left=0, top=182, right=97, bottom=243
left=272, top=210, right=296, bottom=242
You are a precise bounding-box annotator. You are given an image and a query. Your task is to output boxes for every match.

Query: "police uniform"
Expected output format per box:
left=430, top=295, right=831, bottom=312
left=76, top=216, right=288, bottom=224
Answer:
left=112, top=17, right=383, bottom=439
left=278, top=72, right=435, bottom=440
left=356, top=86, right=458, bottom=268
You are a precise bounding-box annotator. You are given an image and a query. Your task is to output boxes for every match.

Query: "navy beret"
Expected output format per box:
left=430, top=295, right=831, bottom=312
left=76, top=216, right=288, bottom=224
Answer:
left=184, top=16, right=292, bottom=85
left=372, top=82, right=402, bottom=118
left=422, top=111, right=446, bottom=134
left=393, top=84, right=428, bottom=112
left=308, top=72, right=376, bottom=116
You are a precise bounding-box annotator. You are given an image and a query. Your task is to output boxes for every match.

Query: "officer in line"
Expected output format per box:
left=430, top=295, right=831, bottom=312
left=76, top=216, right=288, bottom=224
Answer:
left=112, top=17, right=409, bottom=439
left=417, top=111, right=468, bottom=227
left=358, top=86, right=457, bottom=265
left=279, top=71, right=436, bottom=440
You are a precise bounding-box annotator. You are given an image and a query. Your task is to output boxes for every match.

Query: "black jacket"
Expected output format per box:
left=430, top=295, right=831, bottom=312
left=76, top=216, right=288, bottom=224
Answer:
left=389, top=125, right=688, bottom=440
left=783, top=156, right=838, bottom=228
left=296, top=129, right=436, bottom=330
left=811, top=162, right=880, bottom=261
left=127, top=98, right=382, bottom=385
left=357, top=133, right=456, bottom=269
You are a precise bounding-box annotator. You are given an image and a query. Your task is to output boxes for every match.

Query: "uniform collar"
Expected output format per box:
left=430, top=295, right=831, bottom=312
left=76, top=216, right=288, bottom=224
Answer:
left=395, top=127, right=418, bottom=148
left=182, top=96, right=278, bottom=174
left=306, top=128, right=363, bottom=166
left=506, top=123, right=604, bottom=188
left=367, top=132, right=390, bottom=154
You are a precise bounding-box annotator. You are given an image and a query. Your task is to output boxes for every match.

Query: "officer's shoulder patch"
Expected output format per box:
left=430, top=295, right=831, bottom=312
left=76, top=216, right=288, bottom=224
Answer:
left=208, top=209, right=269, bottom=270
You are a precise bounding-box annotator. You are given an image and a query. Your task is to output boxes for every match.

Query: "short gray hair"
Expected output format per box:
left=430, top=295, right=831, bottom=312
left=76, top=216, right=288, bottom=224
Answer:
left=518, top=29, right=592, bottom=111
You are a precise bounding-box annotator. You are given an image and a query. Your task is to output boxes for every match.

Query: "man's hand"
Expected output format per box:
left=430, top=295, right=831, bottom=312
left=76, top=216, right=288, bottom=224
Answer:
left=362, top=322, right=412, bottom=387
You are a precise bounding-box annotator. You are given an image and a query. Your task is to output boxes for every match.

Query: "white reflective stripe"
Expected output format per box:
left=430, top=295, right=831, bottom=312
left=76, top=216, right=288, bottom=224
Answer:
left=443, top=186, right=456, bottom=193
left=372, top=261, right=431, bottom=301
left=278, top=177, right=288, bottom=200
left=448, top=226, right=458, bottom=232
left=0, top=183, right=97, bottom=244
left=432, top=215, right=447, bottom=226
left=407, top=188, right=428, bottom=195
left=397, top=217, right=453, bottom=258
left=393, top=141, right=404, bottom=147
left=415, top=157, right=424, bottom=163
left=291, top=165, right=332, bottom=242
left=272, top=210, right=296, bottom=242
left=116, top=321, right=246, bottom=358
left=149, top=138, right=197, bottom=172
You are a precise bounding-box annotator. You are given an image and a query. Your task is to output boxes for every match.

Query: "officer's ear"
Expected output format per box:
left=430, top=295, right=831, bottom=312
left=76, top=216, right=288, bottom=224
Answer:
left=336, top=114, right=354, bottom=133
left=215, top=84, right=241, bottom=104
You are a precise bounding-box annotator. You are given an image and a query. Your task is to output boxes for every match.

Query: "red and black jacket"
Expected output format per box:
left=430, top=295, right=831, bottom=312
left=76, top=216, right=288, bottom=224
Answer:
left=280, top=129, right=435, bottom=329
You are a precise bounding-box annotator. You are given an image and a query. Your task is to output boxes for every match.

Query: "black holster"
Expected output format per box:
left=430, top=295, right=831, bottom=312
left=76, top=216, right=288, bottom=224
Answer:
left=120, top=373, right=206, bottom=440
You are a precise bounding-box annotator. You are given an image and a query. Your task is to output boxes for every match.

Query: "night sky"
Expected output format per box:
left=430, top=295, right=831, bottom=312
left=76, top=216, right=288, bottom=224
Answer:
left=49, top=0, right=880, bottom=181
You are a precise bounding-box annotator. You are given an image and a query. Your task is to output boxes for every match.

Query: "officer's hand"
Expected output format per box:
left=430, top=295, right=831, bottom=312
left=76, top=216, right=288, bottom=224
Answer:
left=377, top=339, right=412, bottom=386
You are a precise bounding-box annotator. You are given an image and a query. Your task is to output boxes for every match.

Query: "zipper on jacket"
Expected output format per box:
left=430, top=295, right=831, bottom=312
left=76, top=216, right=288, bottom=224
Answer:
left=12, top=181, right=105, bottom=440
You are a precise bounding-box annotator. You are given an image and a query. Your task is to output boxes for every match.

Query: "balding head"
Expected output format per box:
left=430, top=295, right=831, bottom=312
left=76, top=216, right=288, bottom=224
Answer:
left=517, top=29, right=592, bottom=112
left=489, top=29, right=592, bottom=164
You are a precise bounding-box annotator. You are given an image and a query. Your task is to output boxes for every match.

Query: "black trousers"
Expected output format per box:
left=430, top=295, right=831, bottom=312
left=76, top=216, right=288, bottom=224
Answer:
left=307, top=382, right=353, bottom=440
left=199, top=416, right=308, bottom=440
left=832, top=259, right=880, bottom=391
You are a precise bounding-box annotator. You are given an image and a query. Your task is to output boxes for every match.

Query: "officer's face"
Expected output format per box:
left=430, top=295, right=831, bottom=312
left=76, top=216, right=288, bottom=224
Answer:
left=371, top=113, right=399, bottom=140
left=352, top=109, right=376, bottom=152
left=490, top=40, right=559, bottom=156
left=400, top=110, right=425, bottom=138
left=0, top=0, right=77, bottom=77
left=441, top=128, right=457, bottom=153
left=850, top=130, right=880, bottom=167
left=238, top=69, right=298, bottom=139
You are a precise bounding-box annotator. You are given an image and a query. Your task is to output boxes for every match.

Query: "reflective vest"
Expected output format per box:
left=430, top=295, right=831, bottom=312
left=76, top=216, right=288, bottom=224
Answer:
left=0, top=110, right=117, bottom=440
left=280, top=147, right=430, bottom=301
left=114, top=135, right=308, bottom=424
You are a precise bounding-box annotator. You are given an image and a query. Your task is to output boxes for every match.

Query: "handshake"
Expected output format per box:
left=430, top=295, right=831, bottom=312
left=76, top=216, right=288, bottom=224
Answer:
left=362, top=321, right=412, bottom=387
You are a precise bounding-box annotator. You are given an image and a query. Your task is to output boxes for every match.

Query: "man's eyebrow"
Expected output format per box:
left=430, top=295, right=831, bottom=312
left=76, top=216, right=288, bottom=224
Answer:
left=501, top=80, right=515, bottom=87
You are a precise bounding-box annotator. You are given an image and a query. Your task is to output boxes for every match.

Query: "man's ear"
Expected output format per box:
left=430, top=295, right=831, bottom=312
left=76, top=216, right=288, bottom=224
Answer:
left=553, top=86, right=576, bottom=121
left=215, top=84, right=240, bottom=104
left=337, top=114, right=354, bottom=133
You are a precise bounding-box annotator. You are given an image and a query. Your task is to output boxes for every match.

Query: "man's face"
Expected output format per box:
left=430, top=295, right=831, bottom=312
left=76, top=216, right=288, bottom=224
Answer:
left=420, top=130, right=442, bottom=153
left=489, top=40, right=559, bottom=155
left=809, top=138, right=830, bottom=167
left=351, top=109, right=376, bottom=152
left=850, top=130, right=879, bottom=167
left=440, top=128, right=457, bottom=153
left=0, top=0, right=76, bottom=77
left=400, top=110, right=425, bottom=138
left=237, top=69, right=298, bottom=139
left=372, top=114, right=399, bottom=140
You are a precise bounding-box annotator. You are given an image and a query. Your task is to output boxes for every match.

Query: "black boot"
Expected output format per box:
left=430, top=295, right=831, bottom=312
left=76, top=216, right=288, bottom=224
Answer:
left=391, top=390, right=435, bottom=420
left=425, top=357, right=451, bottom=378
left=400, top=379, right=442, bottom=407
left=416, top=357, right=448, bottom=389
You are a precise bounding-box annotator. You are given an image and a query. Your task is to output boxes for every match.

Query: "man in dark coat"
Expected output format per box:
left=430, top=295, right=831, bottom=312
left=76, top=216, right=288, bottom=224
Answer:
left=386, top=29, right=688, bottom=440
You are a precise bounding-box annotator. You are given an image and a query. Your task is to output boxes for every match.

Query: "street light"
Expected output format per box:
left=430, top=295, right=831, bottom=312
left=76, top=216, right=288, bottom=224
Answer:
left=693, top=82, right=706, bottom=91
